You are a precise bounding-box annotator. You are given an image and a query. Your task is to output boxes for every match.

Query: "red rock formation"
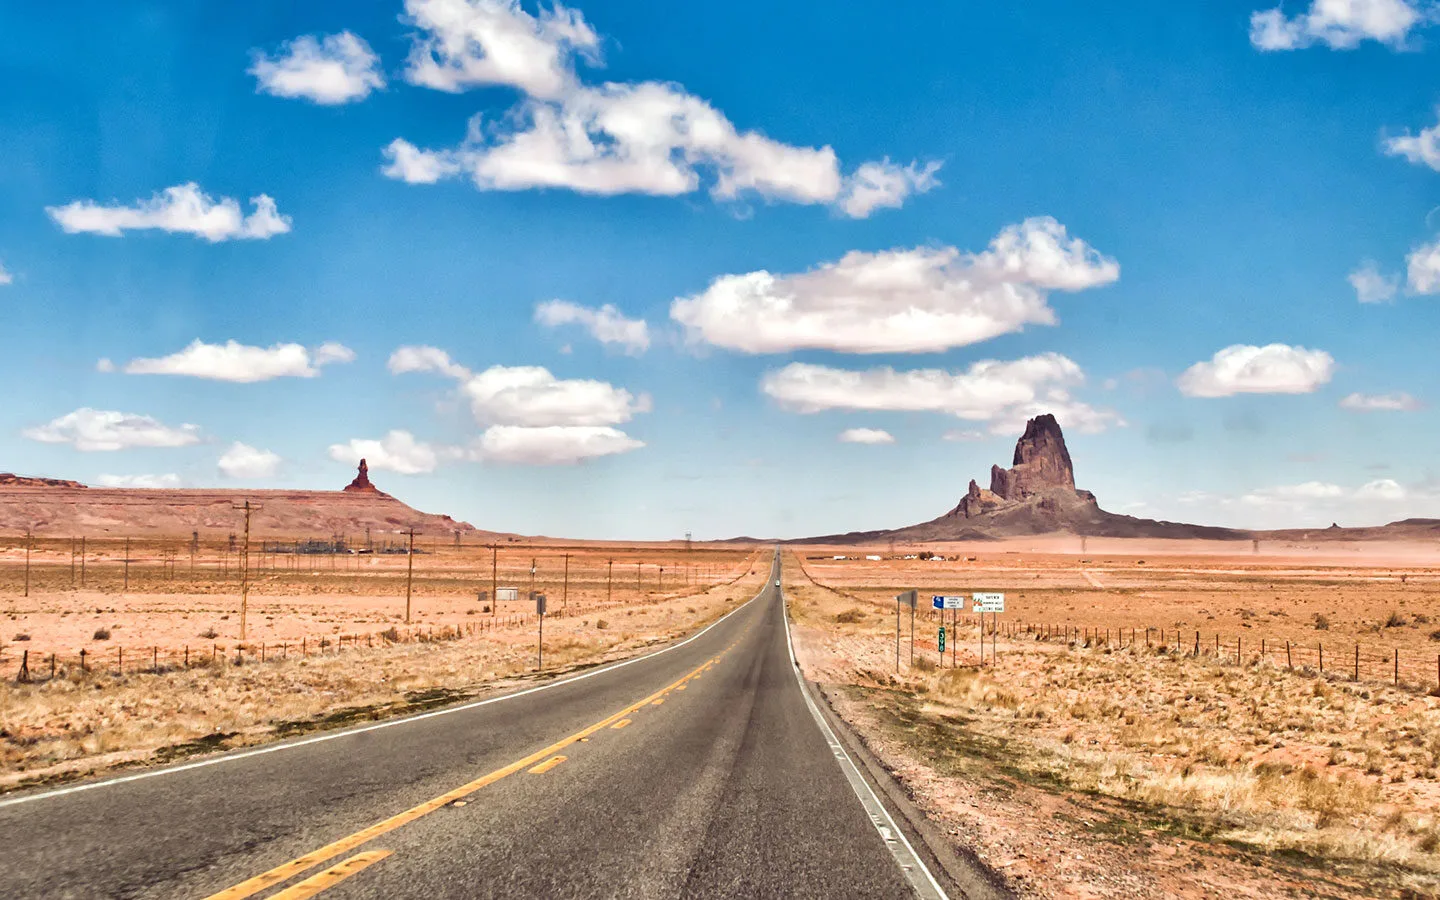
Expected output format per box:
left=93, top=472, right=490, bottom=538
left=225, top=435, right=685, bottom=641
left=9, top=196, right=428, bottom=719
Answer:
left=989, top=413, right=1075, bottom=500
left=0, top=473, right=87, bottom=489
left=343, top=459, right=378, bottom=494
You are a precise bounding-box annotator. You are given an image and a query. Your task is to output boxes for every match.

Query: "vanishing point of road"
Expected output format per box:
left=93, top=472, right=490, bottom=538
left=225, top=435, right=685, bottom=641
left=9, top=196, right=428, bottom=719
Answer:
left=0, top=552, right=990, bottom=899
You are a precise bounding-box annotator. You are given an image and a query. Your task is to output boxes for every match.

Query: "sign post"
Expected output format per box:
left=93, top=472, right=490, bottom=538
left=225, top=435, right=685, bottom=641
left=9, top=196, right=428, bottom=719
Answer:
left=535, top=592, right=547, bottom=670
left=932, top=595, right=964, bottom=668
left=895, top=590, right=917, bottom=671
left=972, top=592, right=1006, bottom=664
left=938, top=624, right=946, bottom=662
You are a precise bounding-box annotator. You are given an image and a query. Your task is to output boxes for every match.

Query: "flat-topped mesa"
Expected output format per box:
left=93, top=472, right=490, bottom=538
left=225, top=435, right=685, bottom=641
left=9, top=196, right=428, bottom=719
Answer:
left=955, top=414, right=1096, bottom=519
left=0, top=473, right=87, bottom=489
left=342, top=459, right=379, bottom=494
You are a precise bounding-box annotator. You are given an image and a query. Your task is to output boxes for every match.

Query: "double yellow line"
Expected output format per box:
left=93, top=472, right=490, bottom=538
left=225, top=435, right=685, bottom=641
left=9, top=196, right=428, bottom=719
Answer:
left=204, top=641, right=739, bottom=900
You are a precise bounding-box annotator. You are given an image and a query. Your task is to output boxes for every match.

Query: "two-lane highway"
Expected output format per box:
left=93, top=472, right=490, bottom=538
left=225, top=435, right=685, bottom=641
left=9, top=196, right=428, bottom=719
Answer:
left=0, top=553, right=949, bottom=898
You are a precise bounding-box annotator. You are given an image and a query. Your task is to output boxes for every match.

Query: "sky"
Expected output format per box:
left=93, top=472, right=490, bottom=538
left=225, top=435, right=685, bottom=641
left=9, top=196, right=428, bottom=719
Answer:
left=2, top=0, right=1440, bottom=540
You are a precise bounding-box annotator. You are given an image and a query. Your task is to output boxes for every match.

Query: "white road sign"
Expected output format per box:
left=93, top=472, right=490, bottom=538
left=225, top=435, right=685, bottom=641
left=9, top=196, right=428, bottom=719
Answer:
left=931, top=595, right=965, bottom=610
left=972, top=592, right=1005, bottom=613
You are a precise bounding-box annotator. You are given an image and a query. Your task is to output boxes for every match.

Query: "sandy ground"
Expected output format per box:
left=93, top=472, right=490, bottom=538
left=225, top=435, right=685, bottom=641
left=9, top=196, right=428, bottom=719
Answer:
left=787, top=542, right=1440, bottom=900
left=0, top=546, right=766, bottom=791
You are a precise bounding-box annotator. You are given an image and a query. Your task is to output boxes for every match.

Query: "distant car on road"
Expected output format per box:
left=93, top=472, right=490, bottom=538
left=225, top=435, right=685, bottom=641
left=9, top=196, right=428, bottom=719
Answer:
left=774, top=579, right=781, bottom=586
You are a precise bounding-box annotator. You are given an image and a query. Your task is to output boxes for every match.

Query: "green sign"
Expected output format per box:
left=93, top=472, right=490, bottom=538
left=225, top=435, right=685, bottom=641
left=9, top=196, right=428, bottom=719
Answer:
left=938, top=626, right=946, bottom=653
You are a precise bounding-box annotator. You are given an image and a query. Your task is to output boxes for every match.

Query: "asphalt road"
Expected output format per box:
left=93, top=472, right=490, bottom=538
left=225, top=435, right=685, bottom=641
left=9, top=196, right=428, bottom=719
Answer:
left=0, top=553, right=949, bottom=899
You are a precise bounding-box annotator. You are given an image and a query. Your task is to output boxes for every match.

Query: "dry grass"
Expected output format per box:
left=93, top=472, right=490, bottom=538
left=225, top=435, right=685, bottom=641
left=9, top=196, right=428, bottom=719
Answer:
left=786, top=548, right=1440, bottom=897
left=0, top=556, right=768, bottom=791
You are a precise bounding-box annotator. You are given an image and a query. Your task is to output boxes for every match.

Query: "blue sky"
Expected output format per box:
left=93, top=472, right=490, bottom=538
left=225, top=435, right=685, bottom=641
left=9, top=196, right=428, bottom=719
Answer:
left=2, top=0, right=1440, bottom=539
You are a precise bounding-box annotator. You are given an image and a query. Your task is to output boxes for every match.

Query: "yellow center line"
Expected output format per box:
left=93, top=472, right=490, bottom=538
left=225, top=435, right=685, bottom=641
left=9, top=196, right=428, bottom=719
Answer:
left=527, top=755, right=566, bottom=775
left=203, top=644, right=732, bottom=900
left=611, top=718, right=632, bottom=730
left=268, top=851, right=392, bottom=900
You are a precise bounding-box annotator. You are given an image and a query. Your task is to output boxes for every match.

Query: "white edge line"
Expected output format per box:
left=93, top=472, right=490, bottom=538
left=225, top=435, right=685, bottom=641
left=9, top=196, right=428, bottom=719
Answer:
left=0, top=578, right=767, bottom=811
left=779, top=569, right=950, bottom=900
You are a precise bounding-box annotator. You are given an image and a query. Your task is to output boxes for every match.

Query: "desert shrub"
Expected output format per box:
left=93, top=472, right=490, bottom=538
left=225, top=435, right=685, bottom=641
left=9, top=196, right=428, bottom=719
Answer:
left=1314, top=614, right=1331, bottom=631
left=1415, top=613, right=1431, bottom=625
left=93, top=627, right=111, bottom=640
left=1385, top=611, right=1408, bottom=628
left=596, top=619, right=609, bottom=630
left=13, top=633, right=30, bottom=641
left=199, top=627, right=218, bottom=639
left=380, top=626, right=400, bottom=642
left=835, top=608, right=866, bottom=624
left=1429, top=629, right=1440, bottom=643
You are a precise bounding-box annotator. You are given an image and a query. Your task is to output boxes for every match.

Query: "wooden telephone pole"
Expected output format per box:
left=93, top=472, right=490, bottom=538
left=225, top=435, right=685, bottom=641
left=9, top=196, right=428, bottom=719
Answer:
left=490, top=543, right=498, bottom=619
left=405, top=527, right=418, bottom=624
left=234, top=501, right=260, bottom=641
left=562, top=553, right=570, bottom=612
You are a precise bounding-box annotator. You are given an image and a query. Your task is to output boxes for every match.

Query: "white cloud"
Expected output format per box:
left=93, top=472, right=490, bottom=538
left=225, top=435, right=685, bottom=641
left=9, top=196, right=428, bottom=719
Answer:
left=387, top=344, right=472, bottom=378
left=1249, top=0, right=1428, bottom=50
left=402, top=0, right=600, bottom=99
left=470, top=424, right=643, bottom=464
left=1407, top=235, right=1440, bottom=294
left=329, top=430, right=444, bottom=475
left=1348, top=261, right=1399, bottom=303
left=119, top=340, right=355, bottom=382
left=249, top=31, right=384, bottom=105
left=0, top=261, right=11, bottom=285
left=385, top=81, right=935, bottom=216
left=942, top=429, right=988, bottom=442
left=1383, top=108, right=1440, bottom=171
left=671, top=217, right=1118, bottom=355
left=760, top=354, right=1122, bottom=434
left=96, top=473, right=182, bottom=489
left=1243, top=481, right=1347, bottom=504
left=1176, top=344, right=1335, bottom=397
left=95, top=358, right=116, bottom=373
left=535, top=299, right=649, bottom=354
left=838, top=427, right=895, bottom=445
left=837, top=159, right=942, bottom=219
left=23, top=408, right=201, bottom=452
left=1356, top=478, right=1407, bottom=500
left=47, top=183, right=291, bottom=242
left=218, top=442, right=282, bottom=479
left=389, top=345, right=649, bottom=426
left=1339, top=391, right=1422, bottom=411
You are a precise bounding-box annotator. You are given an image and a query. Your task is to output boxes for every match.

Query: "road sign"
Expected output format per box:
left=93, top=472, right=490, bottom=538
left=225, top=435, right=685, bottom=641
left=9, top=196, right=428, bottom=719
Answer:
left=897, top=589, right=917, bottom=608
left=938, top=626, right=946, bottom=652
left=972, top=592, right=1005, bottom=613
left=931, top=595, right=964, bottom=610
left=535, top=593, right=547, bottom=615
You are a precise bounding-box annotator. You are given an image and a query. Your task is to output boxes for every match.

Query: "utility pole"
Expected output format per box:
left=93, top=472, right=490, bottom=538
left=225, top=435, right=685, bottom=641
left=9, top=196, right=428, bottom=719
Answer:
left=123, top=536, right=131, bottom=592
left=70, top=536, right=76, bottom=589
left=24, top=528, right=32, bottom=598
left=607, top=559, right=613, bottom=604
left=405, top=527, right=418, bottom=624
left=562, top=553, right=569, bottom=613
left=529, top=557, right=536, bottom=604
left=636, top=562, right=641, bottom=590
left=234, top=501, right=260, bottom=641
left=490, top=544, right=498, bottom=620
left=80, top=536, right=86, bottom=587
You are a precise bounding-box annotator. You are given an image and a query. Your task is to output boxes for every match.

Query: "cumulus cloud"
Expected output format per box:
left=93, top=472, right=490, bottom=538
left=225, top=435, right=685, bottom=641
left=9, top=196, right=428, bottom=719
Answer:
left=1349, top=261, right=1399, bottom=303
left=1356, top=478, right=1407, bottom=500
left=1407, top=235, right=1440, bottom=294
left=469, top=424, right=643, bottom=464
left=218, top=442, right=282, bottom=479
left=535, top=300, right=649, bottom=354
left=760, top=354, right=1123, bottom=434
left=1176, top=344, right=1335, bottom=397
left=96, top=473, right=183, bottom=489
left=388, top=4, right=937, bottom=216
left=1383, top=109, right=1440, bottom=171
left=389, top=345, right=649, bottom=426
left=838, top=427, right=895, bottom=445
left=942, top=429, right=988, bottom=442
left=0, top=261, right=12, bottom=285
left=1249, top=0, right=1429, bottom=50
left=837, top=159, right=943, bottom=219
left=671, top=217, right=1118, bottom=355
left=402, top=0, right=600, bottom=99
left=329, top=430, right=445, bottom=475
left=388, top=345, right=649, bottom=464
left=1242, top=481, right=1347, bottom=504
left=46, top=183, right=291, bottom=242
left=119, top=340, right=355, bottom=382
left=1339, top=391, right=1422, bottom=411
left=249, top=31, right=384, bottom=104
left=23, top=408, right=201, bottom=452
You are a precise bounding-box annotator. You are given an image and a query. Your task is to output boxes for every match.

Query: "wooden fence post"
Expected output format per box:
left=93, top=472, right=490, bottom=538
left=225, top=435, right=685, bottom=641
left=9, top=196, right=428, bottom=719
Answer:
left=1286, top=640, right=1291, bottom=669
left=1354, top=643, right=1360, bottom=682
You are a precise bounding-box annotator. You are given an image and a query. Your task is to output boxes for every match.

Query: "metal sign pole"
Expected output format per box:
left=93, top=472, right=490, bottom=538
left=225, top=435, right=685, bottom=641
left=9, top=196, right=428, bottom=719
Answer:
left=895, top=596, right=900, bottom=672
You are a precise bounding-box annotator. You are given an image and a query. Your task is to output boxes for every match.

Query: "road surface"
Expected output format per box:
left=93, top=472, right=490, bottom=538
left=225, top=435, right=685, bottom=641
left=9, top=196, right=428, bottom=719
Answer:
left=0, top=553, right=954, bottom=899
